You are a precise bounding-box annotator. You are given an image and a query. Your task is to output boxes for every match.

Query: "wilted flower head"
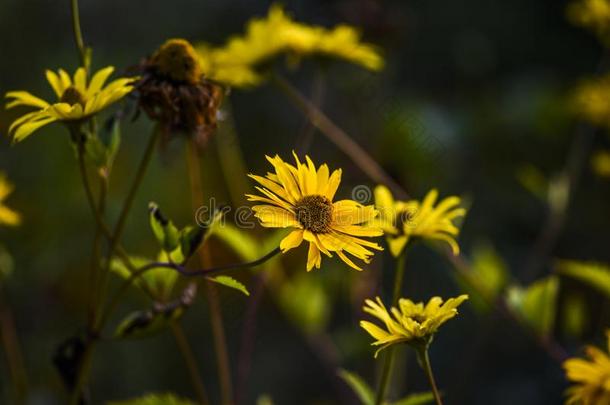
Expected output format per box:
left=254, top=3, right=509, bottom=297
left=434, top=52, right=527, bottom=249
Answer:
left=135, top=38, right=224, bottom=146
left=360, top=295, right=469, bottom=356
left=568, top=0, right=610, bottom=40
left=563, top=330, right=610, bottom=405
left=0, top=173, right=21, bottom=227
left=5, top=66, right=135, bottom=142
left=246, top=153, right=383, bottom=271
left=573, top=74, right=610, bottom=128
left=372, top=185, right=466, bottom=257
left=196, top=4, right=384, bottom=88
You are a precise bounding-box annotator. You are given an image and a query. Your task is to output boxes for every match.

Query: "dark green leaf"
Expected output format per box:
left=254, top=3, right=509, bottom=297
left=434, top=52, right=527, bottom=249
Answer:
left=208, top=276, right=249, bottom=296
left=148, top=202, right=180, bottom=252
left=337, top=368, right=374, bottom=405
left=557, top=260, right=610, bottom=299
left=388, top=392, right=435, bottom=405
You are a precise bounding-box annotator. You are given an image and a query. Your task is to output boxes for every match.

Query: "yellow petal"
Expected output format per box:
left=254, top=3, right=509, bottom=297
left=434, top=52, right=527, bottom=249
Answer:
left=87, top=66, right=115, bottom=96
left=5, top=91, right=50, bottom=109
left=45, top=70, right=64, bottom=97
left=0, top=205, right=21, bottom=226
left=12, top=115, right=57, bottom=142
left=306, top=241, right=321, bottom=271
left=279, top=229, right=304, bottom=252
left=73, top=67, right=87, bottom=93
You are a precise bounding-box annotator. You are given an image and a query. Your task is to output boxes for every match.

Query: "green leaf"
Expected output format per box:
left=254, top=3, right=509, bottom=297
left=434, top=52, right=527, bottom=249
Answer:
left=556, top=260, right=610, bottom=299
left=507, top=275, right=559, bottom=336
left=208, top=275, right=249, bottom=296
left=107, top=392, right=195, bottom=405
left=337, top=369, right=374, bottom=405
left=110, top=255, right=178, bottom=301
left=388, top=392, right=435, bottom=405
left=179, top=225, right=205, bottom=262
left=113, top=299, right=186, bottom=339
left=561, top=292, right=588, bottom=339
left=149, top=202, right=180, bottom=252
left=279, top=273, right=329, bottom=335
left=456, top=242, right=509, bottom=313
left=214, top=224, right=259, bottom=261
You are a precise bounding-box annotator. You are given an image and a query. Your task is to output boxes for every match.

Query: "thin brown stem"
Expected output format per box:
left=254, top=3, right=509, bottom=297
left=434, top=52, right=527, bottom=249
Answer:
left=273, top=74, right=408, bottom=200
left=171, top=322, right=210, bottom=405
left=186, top=139, right=234, bottom=404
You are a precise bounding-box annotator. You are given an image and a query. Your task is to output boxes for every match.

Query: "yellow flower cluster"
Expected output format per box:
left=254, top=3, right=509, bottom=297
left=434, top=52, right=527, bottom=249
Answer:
left=197, top=4, right=384, bottom=87
left=568, top=0, right=610, bottom=39
left=0, top=173, right=20, bottom=227
left=247, top=153, right=383, bottom=271
left=360, top=295, right=469, bottom=356
left=5, top=67, right=136, bottom=142
left=372, top=185, right=466, bottom=257
left=563, top=331, right=610, bottom=405
left=572, top=74, right=610, bottom=128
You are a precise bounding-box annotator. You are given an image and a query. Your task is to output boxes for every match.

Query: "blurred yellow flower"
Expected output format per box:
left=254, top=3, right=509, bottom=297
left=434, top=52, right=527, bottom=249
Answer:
left=592, top=150, right=610, bottom=178
left=196, top=4, right=383, bottom=88
left=0, top=173, right=20, bottom=227
left=568, top=0, right=610, bottom=39
left=360, top=295, right=468, bottom=356
left=572, top=74, right=610, bottom=128
left=247, top=153, right=383, bottom=271
left=372, top=185, right=466, bottom=257
left=5, top=66, right=136, bottom=142
left=563, top=330, right=610, bottom=405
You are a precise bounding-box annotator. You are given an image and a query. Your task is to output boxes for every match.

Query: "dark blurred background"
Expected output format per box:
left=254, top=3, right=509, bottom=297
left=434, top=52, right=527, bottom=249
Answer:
left=1, top=0, right=610, bottom=404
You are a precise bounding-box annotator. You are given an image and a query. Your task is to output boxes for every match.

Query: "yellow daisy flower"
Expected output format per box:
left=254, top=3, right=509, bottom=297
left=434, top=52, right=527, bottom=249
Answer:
left=360, top=295, right=468, bottom=356
left=5, top=66, right=136, bottom=142
left=196, top=4, right=383, bottom=88
left=246, top=153, right=383, bottom=271
left=572, top=74, right=610, bottom=128
left=563, top=330, right=610, bottom=405
left=372, top=185, right=466, bottom=257
left=0, top=173, right=21, bottom=227
left=568, top=0, right=610, bottom=38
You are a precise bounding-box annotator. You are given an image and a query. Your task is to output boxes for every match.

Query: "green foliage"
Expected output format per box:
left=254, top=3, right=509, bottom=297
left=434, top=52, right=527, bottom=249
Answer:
left=107, top=392, right=195, bottom=405
left=279, top=273, right=329, bottom=335
left=85, top=117, right=121, bottom=177
left=457, top=242, right=509, bottom=312
left=208, top=275, right=250, bottom=296
left=110, top=255, right=178, bottom=301
left=556, top=260, right=610, bottom=298
left=507, top=275, right=559, bottom=336
left=337, top=369, right=374, bottom=405
left=214, top=224, right=259, bottom=261
left=338, top=369, right=434, bottom=405
left=561, top=292, right=588, bottom=338
left=149, top=203, right=180, bottom=253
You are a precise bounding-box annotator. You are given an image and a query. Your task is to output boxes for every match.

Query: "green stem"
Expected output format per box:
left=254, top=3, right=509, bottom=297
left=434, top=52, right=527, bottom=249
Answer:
left=171, top=322, right=210, bottom=405
left=68, top=340, right=95, bottom=405
left=417, top=347, right=443, bottom=405
left=374, top=252, right=407, bottom=405
left=186, top=139, right=234, bottom=405
left=93, top=127, right=159, bottom=330
left=69, top=0, right=87, bottom=69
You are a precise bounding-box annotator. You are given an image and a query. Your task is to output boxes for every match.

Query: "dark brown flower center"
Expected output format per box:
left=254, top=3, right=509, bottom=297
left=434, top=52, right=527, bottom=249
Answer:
left=411, top=314, right=427, bottom=324
left=294, top=195, right=333, bottom=233
left=151, top=39, right=202, bottom=84
left=60, top=86, right=86, bottom=106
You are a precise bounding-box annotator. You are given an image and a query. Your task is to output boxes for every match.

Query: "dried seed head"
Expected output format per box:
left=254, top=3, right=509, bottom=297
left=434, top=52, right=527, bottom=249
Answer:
left=151, top=39, right=202, bottom=84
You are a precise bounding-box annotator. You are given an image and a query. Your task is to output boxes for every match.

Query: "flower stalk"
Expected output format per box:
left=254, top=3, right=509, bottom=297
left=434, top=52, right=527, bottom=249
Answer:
left=416, top=345, right=443, bottom=405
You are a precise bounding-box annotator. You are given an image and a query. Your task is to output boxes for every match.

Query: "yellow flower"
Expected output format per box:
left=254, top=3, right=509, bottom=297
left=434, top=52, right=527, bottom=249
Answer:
left=568, top=0, right=610, bottom=39
left=5, top=66, right=136, bottom=142
left=360, top=295, right=468, bottom=356
left=572, top=74, right=610, bottom=128
left=372, top=185, right=466, bottom=257
left=592, top=150, right=610, bottom=178
left=0, top=173, right=21, bottom=227
left=196, top=4, right=383, bottom=88
left=246, top=153, right=383, bottom=271
left=563, top=331, right=610, bottom=405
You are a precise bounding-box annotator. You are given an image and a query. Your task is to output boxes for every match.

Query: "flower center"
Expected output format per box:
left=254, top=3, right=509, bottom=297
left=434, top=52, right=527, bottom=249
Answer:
left=294, top=195, right=333, bottom=233
left=60, top=86, right=86, bottom=106
left=410, top=314, right=427, bottom=324
left=151, top=38, right=202, bottom=84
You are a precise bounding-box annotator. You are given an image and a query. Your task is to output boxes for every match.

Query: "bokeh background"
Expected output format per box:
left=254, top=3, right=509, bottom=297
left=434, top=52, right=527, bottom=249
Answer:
left=1, top=0, right=610, bottom=404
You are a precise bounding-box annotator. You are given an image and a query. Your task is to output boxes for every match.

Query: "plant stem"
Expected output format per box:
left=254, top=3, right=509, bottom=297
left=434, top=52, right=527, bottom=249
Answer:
left=93, top=127, right=159, bottom=329
left=272, top=74, right=408, bottom=200
left=68, top=340, right=95, bottom=405
left=69, top=0, right=87, bottom=69
left=186, top=139, right=234, bottom=404
left=374, top=252, right=407, bottom=405
left=417, top=347, right=443, bottom=405
left=171, top=322, right=210, bottom=405
left=88, top=177, right=107, bottom=328
left=0, top=284, right=28, bottom=405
